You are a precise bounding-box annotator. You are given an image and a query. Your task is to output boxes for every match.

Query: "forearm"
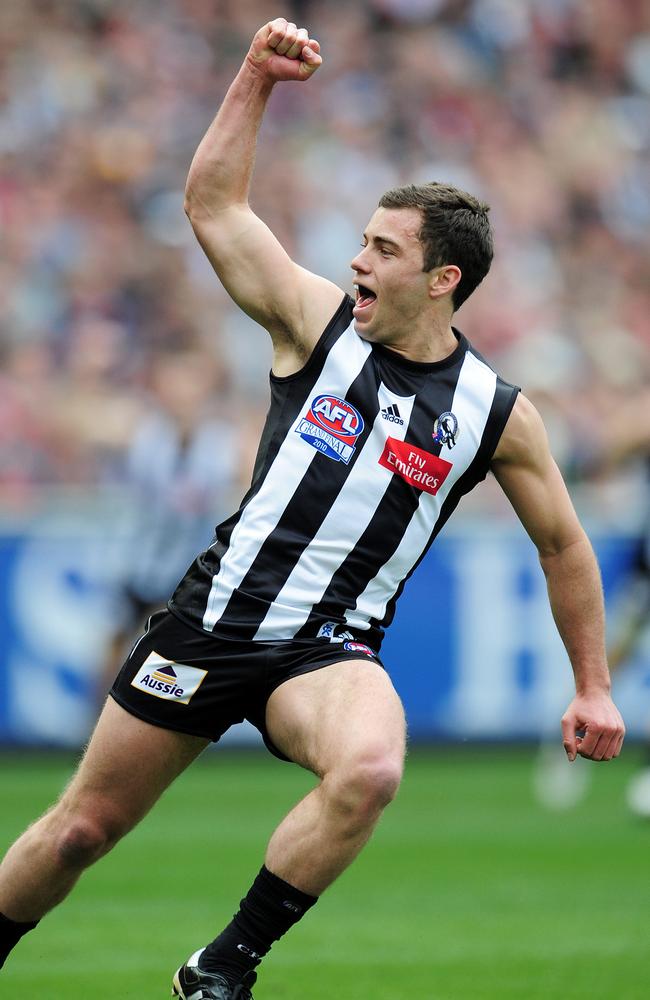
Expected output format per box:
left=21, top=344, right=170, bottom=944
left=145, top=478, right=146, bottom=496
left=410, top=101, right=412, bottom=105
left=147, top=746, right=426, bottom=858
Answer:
left=495, top=396, right=624, bottom=760
left=540, top=534, right=611, bottom=694
left=184, top=60, right=273, bottom=219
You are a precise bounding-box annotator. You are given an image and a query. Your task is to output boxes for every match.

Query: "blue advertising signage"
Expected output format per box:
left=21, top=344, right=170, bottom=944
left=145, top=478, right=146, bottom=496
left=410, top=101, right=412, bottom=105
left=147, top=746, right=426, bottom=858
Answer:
left=0, top=514, right=646, bottom=747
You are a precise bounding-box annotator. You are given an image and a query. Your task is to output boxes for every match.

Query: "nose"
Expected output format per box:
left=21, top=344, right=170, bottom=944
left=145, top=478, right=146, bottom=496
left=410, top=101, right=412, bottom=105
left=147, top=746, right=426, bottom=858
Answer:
left=350, top=246, right=370, bottom=274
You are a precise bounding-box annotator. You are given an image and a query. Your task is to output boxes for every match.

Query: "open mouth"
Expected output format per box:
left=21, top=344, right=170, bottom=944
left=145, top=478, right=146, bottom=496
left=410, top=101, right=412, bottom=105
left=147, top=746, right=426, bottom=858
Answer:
left=354, top=283, right=377, bottom=311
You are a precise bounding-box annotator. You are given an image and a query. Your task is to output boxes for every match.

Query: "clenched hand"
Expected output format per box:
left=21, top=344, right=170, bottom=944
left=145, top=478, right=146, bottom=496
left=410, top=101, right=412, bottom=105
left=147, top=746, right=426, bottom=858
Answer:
left=247, top=18, right=322, bottom=83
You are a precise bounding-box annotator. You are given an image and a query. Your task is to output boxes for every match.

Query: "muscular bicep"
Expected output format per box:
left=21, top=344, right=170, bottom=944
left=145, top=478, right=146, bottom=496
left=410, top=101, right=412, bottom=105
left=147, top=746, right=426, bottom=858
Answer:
left=188, top=204, right=344, bottom=352
left=491, top=395, right=585, bottom=557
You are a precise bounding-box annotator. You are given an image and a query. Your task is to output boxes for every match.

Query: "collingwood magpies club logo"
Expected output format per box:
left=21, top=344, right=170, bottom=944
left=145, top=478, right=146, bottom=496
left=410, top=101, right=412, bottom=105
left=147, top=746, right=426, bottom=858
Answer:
left=381, top=404, right=404, bottom=426
left=433, top=411, right=459, bottom=449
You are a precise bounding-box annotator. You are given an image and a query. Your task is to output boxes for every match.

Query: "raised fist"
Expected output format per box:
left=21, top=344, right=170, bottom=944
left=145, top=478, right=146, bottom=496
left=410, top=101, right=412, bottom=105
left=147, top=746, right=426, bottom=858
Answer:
left=247, top=18, right=322, bottom=82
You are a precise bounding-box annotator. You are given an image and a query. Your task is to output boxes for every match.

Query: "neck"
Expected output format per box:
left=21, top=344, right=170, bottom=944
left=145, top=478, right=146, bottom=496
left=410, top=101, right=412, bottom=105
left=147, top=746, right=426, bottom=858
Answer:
left=379, top=313, right=458, bottom=364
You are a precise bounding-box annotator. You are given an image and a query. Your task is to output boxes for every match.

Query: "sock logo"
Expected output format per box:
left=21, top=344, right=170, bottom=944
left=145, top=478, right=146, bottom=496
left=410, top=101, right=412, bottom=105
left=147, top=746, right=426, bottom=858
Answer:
left=237, top=943, right=262, bottom=960
left=282, top=900, right=302, bottom=913
left=316, top=621, right=354, bottom=642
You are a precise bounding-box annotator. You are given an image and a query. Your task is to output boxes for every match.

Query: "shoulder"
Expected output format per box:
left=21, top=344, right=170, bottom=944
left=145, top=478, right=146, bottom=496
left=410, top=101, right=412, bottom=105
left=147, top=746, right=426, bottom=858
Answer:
left=460, top=337, right=520, bottom=413
left=271, top=290, right=354, bottom=378
left=492, top=393, right=549, bottom=467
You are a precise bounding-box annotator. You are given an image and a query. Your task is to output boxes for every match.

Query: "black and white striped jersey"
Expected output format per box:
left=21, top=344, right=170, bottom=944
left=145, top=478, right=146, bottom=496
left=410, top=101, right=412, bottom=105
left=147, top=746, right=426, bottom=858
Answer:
left=170, top=295, right=519, bottom=650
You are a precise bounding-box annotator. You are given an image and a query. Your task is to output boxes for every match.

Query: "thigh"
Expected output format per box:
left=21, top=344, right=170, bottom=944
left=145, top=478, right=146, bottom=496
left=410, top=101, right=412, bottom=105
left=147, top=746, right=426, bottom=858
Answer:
left=59, top=696, right=209, bottom=828
left=264, top=659, right=407, bottom=777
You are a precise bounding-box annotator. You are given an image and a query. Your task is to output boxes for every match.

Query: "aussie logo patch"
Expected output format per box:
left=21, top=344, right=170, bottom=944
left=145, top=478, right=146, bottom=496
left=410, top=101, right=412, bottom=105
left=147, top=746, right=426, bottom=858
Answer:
left=379, top=438, right=452, bottom=496
left=130, top=651, right=207, bottom=705
left=296, top=394, right=364, bottom=464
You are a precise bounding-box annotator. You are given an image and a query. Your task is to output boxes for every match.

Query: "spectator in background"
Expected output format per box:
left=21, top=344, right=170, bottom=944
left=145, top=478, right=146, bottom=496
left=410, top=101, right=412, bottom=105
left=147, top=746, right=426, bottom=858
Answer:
left=101, top=343, right=245, bottom=695
left=1, top=0, right=649, bottom=498
left=535, top=380, right=650, bottom=814
left=603, top=387, right=650, bottom=816
left=0, top=1, right=649, bottom=768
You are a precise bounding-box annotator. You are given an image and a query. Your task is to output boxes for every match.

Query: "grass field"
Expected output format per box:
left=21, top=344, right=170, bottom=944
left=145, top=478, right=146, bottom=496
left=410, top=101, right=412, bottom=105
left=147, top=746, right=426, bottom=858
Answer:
left=1, top=746, right=647, bottom=999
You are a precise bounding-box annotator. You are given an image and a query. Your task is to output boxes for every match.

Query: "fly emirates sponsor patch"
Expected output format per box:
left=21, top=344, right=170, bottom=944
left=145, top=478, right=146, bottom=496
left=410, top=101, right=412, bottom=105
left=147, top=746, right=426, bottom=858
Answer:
left=379, top=438, right=452, bottom=495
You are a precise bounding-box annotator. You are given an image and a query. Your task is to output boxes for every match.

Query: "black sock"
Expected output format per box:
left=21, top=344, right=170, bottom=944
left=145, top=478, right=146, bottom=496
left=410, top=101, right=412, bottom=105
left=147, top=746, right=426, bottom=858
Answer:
left=201, top=866, right=318, bottom=984
left=0, top=913, right=39, bottom=970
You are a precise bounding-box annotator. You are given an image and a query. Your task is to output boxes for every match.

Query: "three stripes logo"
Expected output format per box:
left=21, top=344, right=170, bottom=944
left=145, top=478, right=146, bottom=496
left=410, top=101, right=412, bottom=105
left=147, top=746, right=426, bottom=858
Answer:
left=381, top=404, right=404, bottom=426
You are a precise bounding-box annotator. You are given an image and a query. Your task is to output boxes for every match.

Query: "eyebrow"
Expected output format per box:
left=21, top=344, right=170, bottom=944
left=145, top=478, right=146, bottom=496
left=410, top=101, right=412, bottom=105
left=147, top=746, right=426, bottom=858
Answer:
left=362, top=232, right=402, bottom=250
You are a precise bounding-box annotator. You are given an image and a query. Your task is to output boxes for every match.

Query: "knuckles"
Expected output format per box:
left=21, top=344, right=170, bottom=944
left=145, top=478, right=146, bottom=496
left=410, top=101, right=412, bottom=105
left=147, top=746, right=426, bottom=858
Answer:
left=266, top=18, right=308, bottom=44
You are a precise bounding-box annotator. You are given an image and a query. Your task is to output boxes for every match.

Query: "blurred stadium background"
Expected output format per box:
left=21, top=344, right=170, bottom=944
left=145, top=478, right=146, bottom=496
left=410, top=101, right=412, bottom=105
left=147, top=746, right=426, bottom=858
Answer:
left=1, top=1, right=649, bottom=996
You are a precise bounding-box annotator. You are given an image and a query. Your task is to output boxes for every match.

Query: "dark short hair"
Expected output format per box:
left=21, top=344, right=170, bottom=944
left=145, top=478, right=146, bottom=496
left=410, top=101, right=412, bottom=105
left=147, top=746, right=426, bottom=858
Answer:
left=378, top=182, right=494, bottom=309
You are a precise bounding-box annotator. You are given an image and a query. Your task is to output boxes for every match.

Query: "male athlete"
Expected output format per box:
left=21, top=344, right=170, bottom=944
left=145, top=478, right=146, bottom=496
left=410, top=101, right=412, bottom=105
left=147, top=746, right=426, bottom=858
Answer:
left=0, top=18, right=625, bottom=1000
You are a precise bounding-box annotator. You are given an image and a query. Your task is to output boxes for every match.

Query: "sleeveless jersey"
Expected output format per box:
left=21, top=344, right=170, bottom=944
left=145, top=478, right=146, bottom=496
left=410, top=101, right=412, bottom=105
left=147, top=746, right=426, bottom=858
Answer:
left=170, top=295, right=519, bottom=650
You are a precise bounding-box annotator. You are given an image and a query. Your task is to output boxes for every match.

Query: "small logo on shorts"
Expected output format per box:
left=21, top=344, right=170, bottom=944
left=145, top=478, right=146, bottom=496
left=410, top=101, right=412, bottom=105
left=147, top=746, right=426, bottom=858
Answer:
left=343, top=641, right=376, bottom=657
left=317, top=621, right=354, bottom=642
left=130, top=651, right=207, bottom=705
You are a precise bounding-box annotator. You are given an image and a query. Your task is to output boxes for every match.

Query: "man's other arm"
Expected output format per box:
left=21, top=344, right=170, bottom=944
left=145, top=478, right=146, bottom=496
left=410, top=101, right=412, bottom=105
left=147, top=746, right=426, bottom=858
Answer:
left=491, top=394, right=625, bottom=762
left=184, top=18, right=344, bottom=375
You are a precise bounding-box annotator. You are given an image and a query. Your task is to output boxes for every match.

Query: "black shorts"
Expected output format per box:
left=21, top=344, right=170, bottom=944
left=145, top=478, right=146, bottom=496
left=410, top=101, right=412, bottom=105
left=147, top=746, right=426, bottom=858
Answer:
left=109, top=608, right=384, bottom=762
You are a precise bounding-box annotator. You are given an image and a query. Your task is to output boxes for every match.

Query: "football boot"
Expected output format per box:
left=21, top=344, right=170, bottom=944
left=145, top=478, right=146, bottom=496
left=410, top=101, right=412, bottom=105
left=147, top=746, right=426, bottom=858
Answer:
left=172, top=948, right=256, bottom=1000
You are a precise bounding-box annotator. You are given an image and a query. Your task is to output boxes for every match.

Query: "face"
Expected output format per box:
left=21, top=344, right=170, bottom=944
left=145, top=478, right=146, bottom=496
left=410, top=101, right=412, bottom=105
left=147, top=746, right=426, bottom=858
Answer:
left=349, top=207, right=432, bottom=344
left=153, top=354, right=215, bottom=423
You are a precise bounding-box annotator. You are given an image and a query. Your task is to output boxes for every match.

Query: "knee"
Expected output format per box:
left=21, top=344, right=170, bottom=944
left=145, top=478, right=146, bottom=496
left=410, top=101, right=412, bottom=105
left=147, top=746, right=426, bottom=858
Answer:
left=354, top=756, right=403, bottom=810
left=327, top=753, right=403, bottom=824
left=55, top=807, right=130, bottom=869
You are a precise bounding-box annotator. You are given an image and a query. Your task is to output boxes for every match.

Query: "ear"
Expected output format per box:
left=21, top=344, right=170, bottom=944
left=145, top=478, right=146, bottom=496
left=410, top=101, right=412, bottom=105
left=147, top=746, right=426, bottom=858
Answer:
left=428, top=265, right=461, bottom=301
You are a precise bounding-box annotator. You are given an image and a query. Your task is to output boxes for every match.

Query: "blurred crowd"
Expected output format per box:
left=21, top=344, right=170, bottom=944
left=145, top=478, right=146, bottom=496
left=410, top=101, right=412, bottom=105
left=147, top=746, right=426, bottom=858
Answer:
left=1, top=0, right=650, bottom=512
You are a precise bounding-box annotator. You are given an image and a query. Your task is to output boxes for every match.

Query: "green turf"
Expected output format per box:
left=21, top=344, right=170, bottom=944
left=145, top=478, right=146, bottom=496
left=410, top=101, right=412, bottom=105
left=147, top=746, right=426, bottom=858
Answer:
left=1, top=747, right=647, bottom=998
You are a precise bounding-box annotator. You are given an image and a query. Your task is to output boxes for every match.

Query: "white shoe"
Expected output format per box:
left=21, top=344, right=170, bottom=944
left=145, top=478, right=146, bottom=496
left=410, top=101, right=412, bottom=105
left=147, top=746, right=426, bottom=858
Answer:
left=626, top=767, right=650, bottom=818
left=532, top=741, right=591, bottom=810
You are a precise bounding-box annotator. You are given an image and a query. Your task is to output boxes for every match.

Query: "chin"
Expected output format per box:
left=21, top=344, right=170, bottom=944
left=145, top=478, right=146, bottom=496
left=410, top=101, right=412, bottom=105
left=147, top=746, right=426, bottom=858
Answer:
left=353, top=319, right=377, bottom=341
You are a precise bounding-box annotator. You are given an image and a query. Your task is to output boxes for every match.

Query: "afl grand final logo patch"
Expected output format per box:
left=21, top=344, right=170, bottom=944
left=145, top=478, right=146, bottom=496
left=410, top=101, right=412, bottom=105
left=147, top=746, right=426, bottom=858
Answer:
left=296, top=394, right=364, bottom=464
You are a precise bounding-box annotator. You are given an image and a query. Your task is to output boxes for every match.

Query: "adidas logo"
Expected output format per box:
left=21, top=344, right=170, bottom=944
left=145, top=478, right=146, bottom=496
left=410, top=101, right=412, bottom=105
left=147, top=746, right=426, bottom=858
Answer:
left=381, top=404, right=404, bottom=426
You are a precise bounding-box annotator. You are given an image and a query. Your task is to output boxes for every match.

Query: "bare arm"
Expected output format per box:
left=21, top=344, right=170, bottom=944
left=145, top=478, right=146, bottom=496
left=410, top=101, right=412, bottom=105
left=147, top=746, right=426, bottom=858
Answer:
left=184, top=18, right=344, bottom=373
left=492, top=394, right=625, bottom=762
